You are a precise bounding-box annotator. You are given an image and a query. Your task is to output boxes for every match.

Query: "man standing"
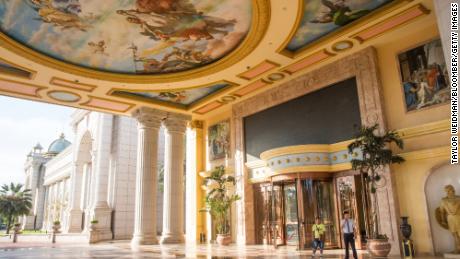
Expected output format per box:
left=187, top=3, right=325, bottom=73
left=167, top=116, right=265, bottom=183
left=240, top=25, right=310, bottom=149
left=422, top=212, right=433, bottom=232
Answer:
left=312, top=217, right=326, bottom=257
left=341, top=211, right=358, bottom=259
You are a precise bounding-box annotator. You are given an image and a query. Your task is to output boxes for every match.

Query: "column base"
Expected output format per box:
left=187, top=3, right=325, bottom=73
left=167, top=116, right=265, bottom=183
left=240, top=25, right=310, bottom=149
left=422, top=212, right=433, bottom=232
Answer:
left=22, top=215, right=35, bottom=230
left=88, top=206, right=112, bottom=242
left=131, top=234, right=158, bottom=247
left=66, top=209, right=83, bottom=233
left=160, top=233, right=185, bottom=244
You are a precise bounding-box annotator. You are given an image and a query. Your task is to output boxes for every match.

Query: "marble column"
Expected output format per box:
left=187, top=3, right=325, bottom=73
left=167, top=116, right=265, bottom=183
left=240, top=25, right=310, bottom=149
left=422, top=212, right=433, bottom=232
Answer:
left=67, top=162, right=84, bottom=232
left=90, top=113, right=113, bottom=241
left=185, top=120, right=204, bottom=243
left=131, top=107, right=166, bottom=247
left=161, top=113, right=191, bottom=244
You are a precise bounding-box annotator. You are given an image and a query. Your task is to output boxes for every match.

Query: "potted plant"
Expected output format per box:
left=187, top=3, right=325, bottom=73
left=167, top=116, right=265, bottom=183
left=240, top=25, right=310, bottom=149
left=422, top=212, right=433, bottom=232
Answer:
left=204, top=166, right=240, bottom=245
left=90, top=219, right=98, bottom=231
left=348, top=124, right=404, bottom=257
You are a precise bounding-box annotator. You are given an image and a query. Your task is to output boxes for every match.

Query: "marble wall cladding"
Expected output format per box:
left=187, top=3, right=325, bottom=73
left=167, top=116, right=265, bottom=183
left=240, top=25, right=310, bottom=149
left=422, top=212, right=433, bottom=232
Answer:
left=231, top=47, right=400, bottom=253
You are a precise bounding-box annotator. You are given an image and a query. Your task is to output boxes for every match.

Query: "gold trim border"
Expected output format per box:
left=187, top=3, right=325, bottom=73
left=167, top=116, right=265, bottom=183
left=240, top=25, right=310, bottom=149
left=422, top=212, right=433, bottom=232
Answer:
left=108, top=80, right=238, bottom=111
left=397, top=120, right=450, bottom=139
left=260, top=139, right=354, bottom=161
left=399, top=146, right=450, bottom=161
left=0, top=0, right=270, bottom=83
left=237, top=60, right=281, bottom=80
left=47, top=90, right=82, bottom=103
left=0, top=77, right=46, bottom=97
left=80, top=95, right=135, bottom=113
left=50, top=77, right=96, bottom=92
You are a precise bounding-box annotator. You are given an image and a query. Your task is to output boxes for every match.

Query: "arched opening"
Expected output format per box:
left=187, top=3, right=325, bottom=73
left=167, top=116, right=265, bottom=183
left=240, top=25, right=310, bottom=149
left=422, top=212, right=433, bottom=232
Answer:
left=425, top=163, right=460, bottom=254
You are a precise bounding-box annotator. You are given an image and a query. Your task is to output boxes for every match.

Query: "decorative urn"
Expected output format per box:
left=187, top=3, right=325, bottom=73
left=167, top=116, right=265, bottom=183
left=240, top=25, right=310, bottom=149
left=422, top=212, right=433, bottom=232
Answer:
left=400, top=216, right=412, bottom=240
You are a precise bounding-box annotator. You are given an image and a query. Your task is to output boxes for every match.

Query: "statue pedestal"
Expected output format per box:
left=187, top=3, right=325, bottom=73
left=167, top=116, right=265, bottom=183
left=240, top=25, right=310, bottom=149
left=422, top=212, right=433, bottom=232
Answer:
left=444, top=253, right=460, bottom=258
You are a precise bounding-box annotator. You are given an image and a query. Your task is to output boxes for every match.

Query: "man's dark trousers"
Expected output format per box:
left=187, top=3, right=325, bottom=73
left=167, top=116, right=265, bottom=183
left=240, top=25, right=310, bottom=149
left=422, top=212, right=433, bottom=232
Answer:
left=343, top=233, right=358, bottom=259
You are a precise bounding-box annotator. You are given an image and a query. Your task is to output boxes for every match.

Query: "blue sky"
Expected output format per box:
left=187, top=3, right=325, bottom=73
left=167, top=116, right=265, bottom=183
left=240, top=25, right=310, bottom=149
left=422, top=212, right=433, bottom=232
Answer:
left=0, top=95, right=74, bottom=187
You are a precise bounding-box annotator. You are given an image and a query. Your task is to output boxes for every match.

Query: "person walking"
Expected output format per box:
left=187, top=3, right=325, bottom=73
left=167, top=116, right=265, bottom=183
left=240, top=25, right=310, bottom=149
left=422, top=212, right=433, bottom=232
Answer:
left=341, top=211, right=358, bottom=259
left=311, top=217, right=326, bottom=257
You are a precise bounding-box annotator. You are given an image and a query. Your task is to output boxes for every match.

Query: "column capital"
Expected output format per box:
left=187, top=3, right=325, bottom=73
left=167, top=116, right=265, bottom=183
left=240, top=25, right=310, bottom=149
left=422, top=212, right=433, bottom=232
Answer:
left=132, top=107, right=167, bottom=129
left=190, top=120, right=204, bottom=129
left=164, top=113, right=191, bottom=133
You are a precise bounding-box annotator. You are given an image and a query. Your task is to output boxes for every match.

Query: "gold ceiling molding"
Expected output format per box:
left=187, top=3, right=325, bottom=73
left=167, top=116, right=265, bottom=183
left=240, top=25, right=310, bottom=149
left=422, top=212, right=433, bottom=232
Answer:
left=0, top=57, right=36, bottom=80
left=0, top=0, right=270, bottom=84
left=397, top=119, right=450, bottom=139
left=192, top=101, right=223, bottom=115
left=0, top=77, right=45, bottom=97
left=80, top=96, right=135, bottom=113
left=231, top=79, right=272, bottom=98
left=277, top=0, right=413, bottom=58
left=352, top=4, right=430, bottom=43
left=47, top=90, right=82, bottom=103
left=398, top=146, right=450, bottom=161
left=108, top=80, right=238, bottom=111
left=237, top=60, right=280, bottom=80
left=282, top=49, right=335, bottom=74
left=50, top=77, right=96, bottom=92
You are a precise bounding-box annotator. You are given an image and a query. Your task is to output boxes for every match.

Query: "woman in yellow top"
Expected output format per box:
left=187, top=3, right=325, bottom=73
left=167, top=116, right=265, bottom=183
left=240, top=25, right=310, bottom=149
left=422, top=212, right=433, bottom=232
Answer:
left=312, top=217, right=326, bottom=257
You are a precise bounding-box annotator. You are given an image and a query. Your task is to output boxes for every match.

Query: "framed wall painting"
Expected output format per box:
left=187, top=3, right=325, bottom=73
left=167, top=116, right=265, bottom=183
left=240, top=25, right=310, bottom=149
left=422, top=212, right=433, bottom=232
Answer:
left=397, top=38, right=450, bottom=112
left=208, top=120, right=230, bottom=161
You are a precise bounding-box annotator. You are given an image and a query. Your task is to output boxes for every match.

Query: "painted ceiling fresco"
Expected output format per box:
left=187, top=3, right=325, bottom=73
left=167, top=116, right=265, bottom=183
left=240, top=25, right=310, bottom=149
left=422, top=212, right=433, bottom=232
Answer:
left=286, top=0, right=392, bottom=52
left=113, top=82, right=229, bottom=107
left=0, top=0, right=252, bottom=74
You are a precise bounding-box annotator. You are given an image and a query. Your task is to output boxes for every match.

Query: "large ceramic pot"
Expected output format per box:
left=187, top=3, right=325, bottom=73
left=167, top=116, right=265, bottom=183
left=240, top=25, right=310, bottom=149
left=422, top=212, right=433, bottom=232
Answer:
left=216, top=234, right=231, bottom=246
left=400, top=217, right=412, bottom=240
left=368, top=239, right=392, bottom=257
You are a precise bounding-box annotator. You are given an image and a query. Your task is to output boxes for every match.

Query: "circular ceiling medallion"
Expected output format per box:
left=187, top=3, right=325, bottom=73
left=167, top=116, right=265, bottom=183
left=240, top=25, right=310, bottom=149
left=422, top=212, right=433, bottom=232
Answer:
left=267, top=72, right=285, bottom=82
left=47, top=90, right=81, bottom=103
left=332, top=40, right=354, bottom=52
left=0, top=0, right=254, bottom=75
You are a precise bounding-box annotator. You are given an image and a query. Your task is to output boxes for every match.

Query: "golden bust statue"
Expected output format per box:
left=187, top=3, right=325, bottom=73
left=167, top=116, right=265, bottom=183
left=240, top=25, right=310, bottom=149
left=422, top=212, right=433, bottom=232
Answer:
left=436, top=185, right=460, bottom=253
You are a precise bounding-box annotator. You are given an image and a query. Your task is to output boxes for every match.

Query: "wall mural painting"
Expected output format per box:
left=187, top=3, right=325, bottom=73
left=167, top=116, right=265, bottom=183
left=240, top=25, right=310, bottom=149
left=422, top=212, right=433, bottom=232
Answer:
left=398, top=38, right=450, bottom=112
left=208, top=120, right=230, bottom=161
left=113, top=82, right=228, bottom=107
left=0, top=0, right=252, bottom=74
left=286, top=0, right=392, bottom=52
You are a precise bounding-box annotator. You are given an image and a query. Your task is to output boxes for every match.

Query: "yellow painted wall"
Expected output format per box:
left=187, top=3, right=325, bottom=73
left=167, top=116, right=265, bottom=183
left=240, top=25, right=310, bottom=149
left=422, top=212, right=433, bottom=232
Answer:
left=392, top=156, right=450, bottom=254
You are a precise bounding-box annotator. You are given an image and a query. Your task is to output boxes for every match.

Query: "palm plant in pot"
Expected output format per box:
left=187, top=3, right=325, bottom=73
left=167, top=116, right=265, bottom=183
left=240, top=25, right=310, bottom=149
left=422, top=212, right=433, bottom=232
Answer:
left=348, top=124, right=404, bottom=257
left=204, top=166, right=240, bottom=245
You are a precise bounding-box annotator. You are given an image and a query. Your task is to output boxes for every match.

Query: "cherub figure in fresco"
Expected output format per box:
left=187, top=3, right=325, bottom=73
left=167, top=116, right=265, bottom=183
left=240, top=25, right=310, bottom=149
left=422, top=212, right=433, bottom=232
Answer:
left=116, top=0, right=236, bottom=42
left=87, top=40, right=107, bottom=55
left=158, top=91, right=187, bottom=103
left=162, top=47, right=211, bottom=64
left=310, top=0, right=370, bottom=26
left=27, top=0, right=93, bottom=31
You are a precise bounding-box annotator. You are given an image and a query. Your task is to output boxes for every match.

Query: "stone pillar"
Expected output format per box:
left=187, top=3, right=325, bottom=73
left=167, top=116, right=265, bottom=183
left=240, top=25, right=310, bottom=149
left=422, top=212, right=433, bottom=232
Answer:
left=90, top=113, right=113, bottom=241
left=161, top=113, right=191, bottom=244
left=66, top=162, right=84, bottom=233
left=22, top=161, right=41, bottom=230
left=185, top=120, right=204, bottom=243
left=131, top=108, right=166, bottom=247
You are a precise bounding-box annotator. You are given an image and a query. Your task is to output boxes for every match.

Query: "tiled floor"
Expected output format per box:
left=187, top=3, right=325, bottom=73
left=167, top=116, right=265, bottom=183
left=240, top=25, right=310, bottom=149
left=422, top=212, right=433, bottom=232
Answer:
left=0, top=235, right=443, bottom=258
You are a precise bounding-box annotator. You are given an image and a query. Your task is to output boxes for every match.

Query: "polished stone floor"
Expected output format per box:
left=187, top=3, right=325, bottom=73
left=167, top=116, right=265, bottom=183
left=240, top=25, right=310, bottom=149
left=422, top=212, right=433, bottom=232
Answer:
left=0, top=235, right=443, bottom=258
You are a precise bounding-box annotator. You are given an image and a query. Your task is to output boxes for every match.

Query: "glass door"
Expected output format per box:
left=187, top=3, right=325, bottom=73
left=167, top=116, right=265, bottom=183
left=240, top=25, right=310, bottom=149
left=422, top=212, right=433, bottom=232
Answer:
left=283, top=184, right=299, bottom=245
left=299, top=179, right=338, bottom=248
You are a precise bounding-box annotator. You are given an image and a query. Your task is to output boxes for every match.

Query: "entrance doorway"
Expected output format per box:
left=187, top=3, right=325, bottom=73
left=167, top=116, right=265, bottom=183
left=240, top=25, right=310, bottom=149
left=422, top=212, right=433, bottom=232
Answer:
left=253, top=172, right=369, bottom=250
